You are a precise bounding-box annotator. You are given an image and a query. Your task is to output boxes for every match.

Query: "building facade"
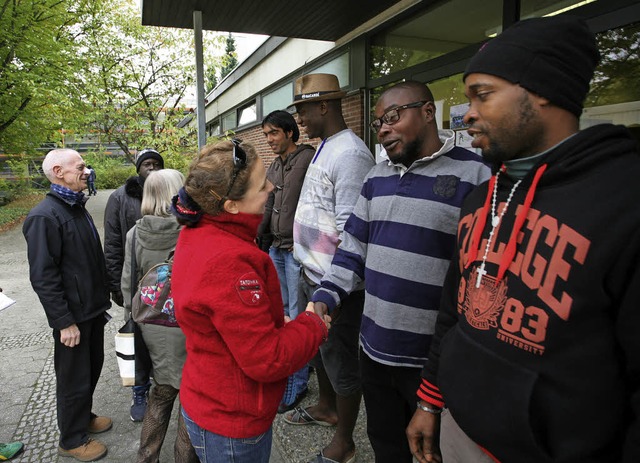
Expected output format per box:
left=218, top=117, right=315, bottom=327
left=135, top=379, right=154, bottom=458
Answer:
left=183, top=0, right=640, bottom=165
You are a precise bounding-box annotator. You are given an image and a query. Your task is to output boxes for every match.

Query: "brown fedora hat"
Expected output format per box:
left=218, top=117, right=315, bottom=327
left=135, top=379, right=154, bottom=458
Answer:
left=289, top=73, right=347, bottom=107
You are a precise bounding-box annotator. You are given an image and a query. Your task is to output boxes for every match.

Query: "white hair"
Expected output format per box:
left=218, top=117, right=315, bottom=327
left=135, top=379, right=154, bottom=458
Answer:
left=42, top=149, right=81, bottom=182
left=141, top=169, right=185, bottom=217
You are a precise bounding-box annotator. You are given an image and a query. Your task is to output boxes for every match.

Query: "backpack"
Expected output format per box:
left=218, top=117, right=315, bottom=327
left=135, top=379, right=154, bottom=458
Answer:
left=131, top=254, right=179, bottom=327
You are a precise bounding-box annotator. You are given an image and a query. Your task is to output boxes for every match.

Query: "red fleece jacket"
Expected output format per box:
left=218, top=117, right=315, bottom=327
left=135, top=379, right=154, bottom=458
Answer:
left=172, top=212, right=327, bottom=438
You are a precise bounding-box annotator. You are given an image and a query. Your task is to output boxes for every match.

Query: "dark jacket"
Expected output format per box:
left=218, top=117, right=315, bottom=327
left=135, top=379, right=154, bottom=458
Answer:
left=23, top=191, right=110, bottom=330
left=104, top=176, right=143, bottom=292
left=257, top=144, right=314, bottom=251
left=420, top=124, right=640, bottom=463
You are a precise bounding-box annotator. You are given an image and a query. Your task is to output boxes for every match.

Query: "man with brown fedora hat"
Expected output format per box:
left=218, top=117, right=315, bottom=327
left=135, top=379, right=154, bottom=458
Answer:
left=284, top=73, right=375, bottom=463
left=289, top=73, right=347, bottom=106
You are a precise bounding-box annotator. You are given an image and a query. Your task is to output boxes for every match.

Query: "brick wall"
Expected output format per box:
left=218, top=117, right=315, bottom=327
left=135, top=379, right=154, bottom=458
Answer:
left=234, top=91, right=366, bottom=167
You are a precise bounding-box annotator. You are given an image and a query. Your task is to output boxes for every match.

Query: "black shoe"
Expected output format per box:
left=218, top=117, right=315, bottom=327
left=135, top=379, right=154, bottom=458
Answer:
left=277, top=388, right=308, bottom=414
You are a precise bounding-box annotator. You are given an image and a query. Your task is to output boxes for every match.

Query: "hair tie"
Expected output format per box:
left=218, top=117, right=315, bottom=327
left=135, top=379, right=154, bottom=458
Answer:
left=171, top=187, right=203, bottom=224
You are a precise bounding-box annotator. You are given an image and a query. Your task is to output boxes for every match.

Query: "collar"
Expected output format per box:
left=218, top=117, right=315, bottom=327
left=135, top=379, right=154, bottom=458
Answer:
left=503, top=133, right=578, bottom=180
left=199, top=211, right=264, bottom=244
left=50, top=184, right=86, bottom=206
left=381, top=129, right=456, bottom=175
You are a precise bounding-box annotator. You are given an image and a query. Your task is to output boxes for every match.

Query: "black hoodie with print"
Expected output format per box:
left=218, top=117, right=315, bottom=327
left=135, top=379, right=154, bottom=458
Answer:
left=419, top=124, right=640, bottom=463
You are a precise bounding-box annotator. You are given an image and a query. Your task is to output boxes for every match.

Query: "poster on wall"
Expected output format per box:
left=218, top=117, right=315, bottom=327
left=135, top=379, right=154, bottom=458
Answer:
left=450, top=102, right=480, bottom=154
left=450, top=103, right=470, bottom=130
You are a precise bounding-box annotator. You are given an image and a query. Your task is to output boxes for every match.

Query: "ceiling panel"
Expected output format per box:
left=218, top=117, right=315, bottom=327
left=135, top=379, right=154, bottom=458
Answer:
left=141, top=0, right=402, bottom=41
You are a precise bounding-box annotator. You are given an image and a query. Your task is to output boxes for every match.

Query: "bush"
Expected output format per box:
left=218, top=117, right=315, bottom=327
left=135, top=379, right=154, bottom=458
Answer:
left=0, top=191, right=46, bottom=232
left=83, top=153, right=136, bottom=189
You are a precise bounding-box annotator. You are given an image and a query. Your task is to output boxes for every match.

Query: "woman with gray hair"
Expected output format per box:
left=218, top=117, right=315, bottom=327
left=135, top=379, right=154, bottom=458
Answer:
left=121, top=169, right=197, bottom=463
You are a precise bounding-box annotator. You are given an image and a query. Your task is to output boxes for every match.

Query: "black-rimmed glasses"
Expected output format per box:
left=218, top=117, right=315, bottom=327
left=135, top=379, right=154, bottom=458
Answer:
left=224, top=138, right=248, bottom=198
left=369, top=100, right=429, bottom=133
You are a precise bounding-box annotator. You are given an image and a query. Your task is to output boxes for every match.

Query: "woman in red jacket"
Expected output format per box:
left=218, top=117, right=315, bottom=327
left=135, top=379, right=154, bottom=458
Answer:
left=171, top=139, right=328, bottom=463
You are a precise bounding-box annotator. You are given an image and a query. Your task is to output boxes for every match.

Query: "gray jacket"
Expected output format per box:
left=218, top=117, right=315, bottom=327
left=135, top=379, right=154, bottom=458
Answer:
left=121, top=214, right=186, bottom=389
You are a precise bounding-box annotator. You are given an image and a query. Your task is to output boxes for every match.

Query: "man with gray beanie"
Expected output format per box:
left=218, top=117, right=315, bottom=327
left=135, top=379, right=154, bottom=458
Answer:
left=104, top=148, right=164, bottom=421
left=407, top=16, right=640, bottom=463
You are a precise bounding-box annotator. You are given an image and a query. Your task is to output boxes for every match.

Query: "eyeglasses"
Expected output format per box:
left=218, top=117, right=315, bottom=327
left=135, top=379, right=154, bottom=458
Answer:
left=224, top=138, right=248, bottom=198
left=369, top=100, right=429, bottom=133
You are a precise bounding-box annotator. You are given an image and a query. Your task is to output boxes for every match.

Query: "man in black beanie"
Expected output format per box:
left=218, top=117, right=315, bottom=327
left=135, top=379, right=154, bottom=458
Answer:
left=104, top=148, right=164, bottom=422
left=407, top=16, right=640, bottom=463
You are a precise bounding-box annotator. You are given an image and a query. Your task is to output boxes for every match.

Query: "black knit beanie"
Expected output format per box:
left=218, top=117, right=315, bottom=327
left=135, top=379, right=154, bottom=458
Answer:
left=463, top=16, right=600, bottom=117
left=135, top=148, right=164, bottom=172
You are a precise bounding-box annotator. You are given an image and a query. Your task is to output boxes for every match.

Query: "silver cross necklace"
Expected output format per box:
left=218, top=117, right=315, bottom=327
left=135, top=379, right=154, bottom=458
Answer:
left=475, top=170, right=522, bottom=288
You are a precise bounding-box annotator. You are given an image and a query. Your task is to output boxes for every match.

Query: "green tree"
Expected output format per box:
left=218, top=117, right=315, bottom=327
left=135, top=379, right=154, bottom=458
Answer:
left=586, top=23, right=640, bottom=107
left=0, top=0, right=94, bottom=154
left=219, top=33, right=238, bottom=81
left=76, top=0, right=206, bottom=162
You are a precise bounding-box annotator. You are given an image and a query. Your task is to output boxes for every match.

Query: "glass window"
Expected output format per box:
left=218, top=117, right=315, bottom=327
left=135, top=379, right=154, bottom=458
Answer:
left=207, top=120, right=220, bottom=137
left=263, top=83, right=293, bottom=115
left=520, top=0, right=598, bottom=21
left=582, top=21, right=640, bottom=139
left=238, top=101, right=257, bottom=126
left=369, top=0, right=502, bottom=79
left=312, top=52, right=350, bottom=87
left=221, top=111, right=236, bottom=132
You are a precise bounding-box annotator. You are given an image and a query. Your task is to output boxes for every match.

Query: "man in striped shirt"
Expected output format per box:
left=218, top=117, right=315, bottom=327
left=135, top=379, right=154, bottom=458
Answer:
left=312, top=81, right=490, bottom=462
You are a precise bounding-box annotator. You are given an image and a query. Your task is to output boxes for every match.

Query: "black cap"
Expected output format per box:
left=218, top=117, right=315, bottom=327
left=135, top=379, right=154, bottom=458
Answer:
left=464, top=16, right=600, bottom=117
left=135, top=149, right=164, bottom=172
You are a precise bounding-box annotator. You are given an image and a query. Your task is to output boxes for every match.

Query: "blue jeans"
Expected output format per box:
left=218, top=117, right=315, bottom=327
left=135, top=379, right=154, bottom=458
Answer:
left=269, top=247, right=309, bottom=404
left=182, top=409, right=272, bottom=463
left=268, top=247, right=301, bottom=318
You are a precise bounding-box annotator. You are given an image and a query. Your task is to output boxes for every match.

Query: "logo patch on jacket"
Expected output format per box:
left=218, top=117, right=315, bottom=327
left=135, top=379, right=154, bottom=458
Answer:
left=235, top=272, right=264, bottom=305
left=433, top=175, right=459, bottom=199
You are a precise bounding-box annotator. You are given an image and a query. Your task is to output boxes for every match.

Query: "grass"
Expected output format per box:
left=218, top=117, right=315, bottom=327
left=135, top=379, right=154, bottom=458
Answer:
left=0, top=191, right=46, bottom=234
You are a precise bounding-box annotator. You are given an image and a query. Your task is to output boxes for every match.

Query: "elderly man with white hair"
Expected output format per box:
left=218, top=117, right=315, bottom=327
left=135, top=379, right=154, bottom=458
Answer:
left=23, top=149, right=112, bottom=462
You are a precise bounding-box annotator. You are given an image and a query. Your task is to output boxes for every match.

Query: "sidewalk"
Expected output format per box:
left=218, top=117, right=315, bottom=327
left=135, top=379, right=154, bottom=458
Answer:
left=0, top=188, right=374, bottom=462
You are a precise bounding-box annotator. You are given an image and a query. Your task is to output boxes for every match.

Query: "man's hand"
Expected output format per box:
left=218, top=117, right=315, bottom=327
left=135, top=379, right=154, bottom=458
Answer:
left=111, top=290, right=124, bottom=307
left=313, top=301, right=328, bottom=318
left=312, top=302, right=332, bottom=326
left=407, top=406, right=442, bottom=463
left=306, top=302, right=331, bottom=330
left=60, top=324, right=81, bottom=347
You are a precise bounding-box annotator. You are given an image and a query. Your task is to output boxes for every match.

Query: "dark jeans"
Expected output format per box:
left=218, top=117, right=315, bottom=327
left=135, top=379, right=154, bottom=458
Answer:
left=54, top=315, right=105, bottom=450
left=134, top=322, right=152, bottom=388
left=299, top=273, right=364, bottom=396
left=360, top=349, right=422, bottom=463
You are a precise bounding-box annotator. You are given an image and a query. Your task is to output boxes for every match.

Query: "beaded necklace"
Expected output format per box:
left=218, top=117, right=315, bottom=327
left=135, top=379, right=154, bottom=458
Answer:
left=475, top=170, right=521, bottom=288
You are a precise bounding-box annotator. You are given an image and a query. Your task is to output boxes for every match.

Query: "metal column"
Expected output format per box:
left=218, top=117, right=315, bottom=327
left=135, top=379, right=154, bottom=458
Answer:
left=193, top=10, right=206, bottom=151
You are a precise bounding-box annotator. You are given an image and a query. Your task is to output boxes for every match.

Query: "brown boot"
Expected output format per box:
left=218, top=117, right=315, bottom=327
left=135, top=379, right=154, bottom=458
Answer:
left=58, top=438, right=107, bottom=461
left=88, top=416, right=113, bottom=433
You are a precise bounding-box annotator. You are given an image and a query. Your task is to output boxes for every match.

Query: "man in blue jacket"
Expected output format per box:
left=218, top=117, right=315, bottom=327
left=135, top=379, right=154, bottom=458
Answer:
left=23, top=149, right=112, bottom=462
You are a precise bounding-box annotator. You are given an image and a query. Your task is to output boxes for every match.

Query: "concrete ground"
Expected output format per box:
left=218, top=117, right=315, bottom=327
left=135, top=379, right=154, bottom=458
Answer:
left=0, top=188, right=374, bottom=462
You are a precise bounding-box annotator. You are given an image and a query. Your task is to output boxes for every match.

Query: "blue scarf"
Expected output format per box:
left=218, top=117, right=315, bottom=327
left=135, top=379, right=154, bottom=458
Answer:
left=51, top=184, right=85, bottom=206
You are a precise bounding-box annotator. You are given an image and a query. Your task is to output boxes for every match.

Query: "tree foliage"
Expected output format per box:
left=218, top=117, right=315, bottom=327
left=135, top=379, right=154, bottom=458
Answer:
left=0, top=0, right=228, bottom=160
left=0, top=0, right=91, bottom=153
left=205, top=33, right=238, bottom=93
left=586, top=23, right=640, bottom=107
left=76, top=0, right=225, bottom=162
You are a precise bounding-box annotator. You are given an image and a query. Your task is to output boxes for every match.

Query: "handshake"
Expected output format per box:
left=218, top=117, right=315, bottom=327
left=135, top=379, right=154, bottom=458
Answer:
left=283, top=302, right=335, bottom=331
left=307, top=301, right=334, bottom=330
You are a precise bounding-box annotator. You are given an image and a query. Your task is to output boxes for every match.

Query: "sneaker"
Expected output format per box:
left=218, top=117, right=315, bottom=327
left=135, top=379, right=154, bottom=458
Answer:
left=88, top=416, right=112, bottom=434
left=0, top=441, right=24, bottom=460
left=130, top=388, right=148, bottom=422
left=58, top=438, right=107, bottom=462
